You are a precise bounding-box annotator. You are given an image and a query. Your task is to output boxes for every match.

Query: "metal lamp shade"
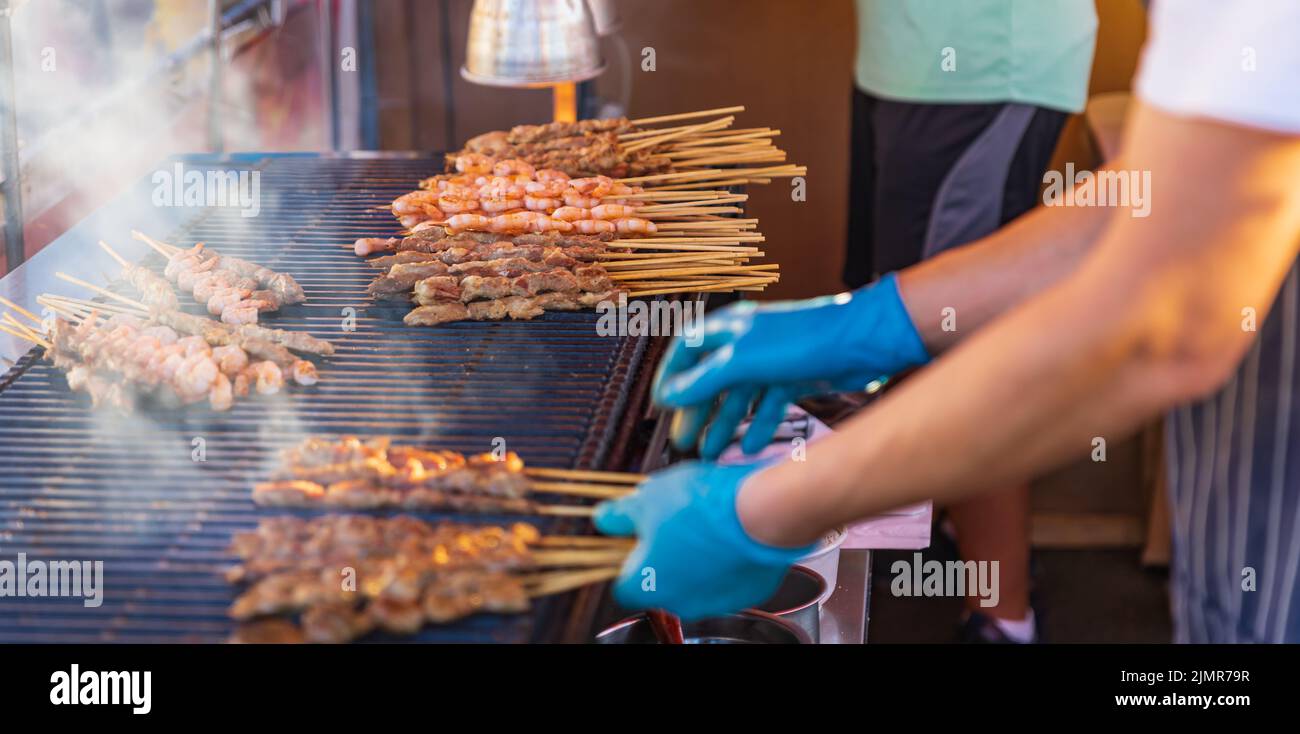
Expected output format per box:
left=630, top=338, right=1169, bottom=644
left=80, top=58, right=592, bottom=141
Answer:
left=462, top=0, right=607, bottom=87
left=587, top=0, right=622, bottom=36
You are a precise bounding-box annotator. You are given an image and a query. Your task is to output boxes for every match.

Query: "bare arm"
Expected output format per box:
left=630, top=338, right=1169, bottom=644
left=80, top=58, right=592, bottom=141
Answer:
left=899, top=161, right=1119, bottom=354
left=739, top=103, right=1300, bottom=546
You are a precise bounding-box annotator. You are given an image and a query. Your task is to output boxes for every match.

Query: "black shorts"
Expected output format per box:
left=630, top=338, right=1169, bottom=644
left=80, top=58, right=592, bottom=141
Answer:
left=844, top=88, right=1069, bottom=288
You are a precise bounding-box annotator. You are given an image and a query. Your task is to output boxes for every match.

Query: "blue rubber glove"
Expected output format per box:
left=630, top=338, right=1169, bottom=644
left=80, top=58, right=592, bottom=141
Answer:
left=654, top=273, right=930, bottom=459
left=593, top=460, right=814, bottom=621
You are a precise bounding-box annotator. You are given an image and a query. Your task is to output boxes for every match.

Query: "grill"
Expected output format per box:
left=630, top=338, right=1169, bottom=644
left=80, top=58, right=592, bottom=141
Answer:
left=0, top=154, right=654, bottom=643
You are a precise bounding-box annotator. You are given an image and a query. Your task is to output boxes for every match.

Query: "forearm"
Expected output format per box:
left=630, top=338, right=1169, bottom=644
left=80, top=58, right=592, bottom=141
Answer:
left=740, top=105, right=1300, bottom=546
left=898, top=165, right=1119, bottom=354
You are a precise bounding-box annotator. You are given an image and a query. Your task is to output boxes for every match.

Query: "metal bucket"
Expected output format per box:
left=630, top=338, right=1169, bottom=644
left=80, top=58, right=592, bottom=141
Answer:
left=595, top=610, right=811, bottom=644
left=754, top=566, right=826, bottom=643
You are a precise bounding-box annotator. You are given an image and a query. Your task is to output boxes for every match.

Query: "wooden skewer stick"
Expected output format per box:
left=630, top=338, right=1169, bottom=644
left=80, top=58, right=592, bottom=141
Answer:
left=629, top=105, right=745, bottom=127
left=528, top=480, right=633, bottom=499
left=641, top=206, right=745, bottom=219
left=525, top=467, right=646, bottom=483
left=2, top=313, right=47, bottom=344
left=0, top=322, right=51, bottom=349
left=54, top=272, right=149, bottom=310
left=650, top=177, right=770, bottom=191
left=637, top=194, right=748, bottom=212
left=668, top=129, right=780, bottom=147
left=673, top=125, right=773, bottom=139
left=535, top=535, right=637, bottom=548
left=34, top=297, right=89, bottom=323
left=0, top=295, right=42, bottom=325
left=610, top=263, right=779, bottom=281
left=40, top=294, right=143, bottom=316
left=627, top=277, right=774, bottom=298
left=523, top=567, right=620, bottom=598
left=531, top=549, right=630, bottom=567
left=96, top=240, right=129, bottom=268
left=609, top=243, right=761, bottom=253
left=131, top=230, right=181, bottom=257
left=623, top=116, right=735, bottom=154
left=613, top=190, right=736, bottom=201
left=535, top=504, right=597, bottom=517
left=615, top=234, right=764, bottom=244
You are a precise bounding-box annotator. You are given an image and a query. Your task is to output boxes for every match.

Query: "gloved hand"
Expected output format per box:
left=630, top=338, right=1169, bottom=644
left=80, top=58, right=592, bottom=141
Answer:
left=593, top=459, right=814, bottom=621
left=654, top=272, right=930, bottom=458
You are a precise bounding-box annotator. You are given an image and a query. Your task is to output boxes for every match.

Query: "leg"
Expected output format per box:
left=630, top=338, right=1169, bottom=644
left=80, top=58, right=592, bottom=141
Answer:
left=843, top=88, right=878, bottom=289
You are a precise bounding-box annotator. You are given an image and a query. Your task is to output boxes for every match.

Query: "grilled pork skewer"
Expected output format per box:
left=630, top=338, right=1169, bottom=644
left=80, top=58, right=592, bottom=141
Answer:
left=404, top=290, right=617, bottom=327
left=252, top=435, right=629, bottom=511
left=354, top=229, right=613, bottom=257
left=226, top=516, right=620, bottom=643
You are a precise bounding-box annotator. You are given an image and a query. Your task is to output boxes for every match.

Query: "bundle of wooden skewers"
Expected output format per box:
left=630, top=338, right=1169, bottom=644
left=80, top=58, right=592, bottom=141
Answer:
left=446, top=104, right=805, bottom=186
left=227, top=514, right=635, bottom=643
left=352, top=106, right=801, bottom=326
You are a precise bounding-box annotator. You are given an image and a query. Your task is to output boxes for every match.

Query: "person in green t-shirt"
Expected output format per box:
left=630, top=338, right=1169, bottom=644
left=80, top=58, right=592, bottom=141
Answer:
left=844, top=0, right=1096, bottom=643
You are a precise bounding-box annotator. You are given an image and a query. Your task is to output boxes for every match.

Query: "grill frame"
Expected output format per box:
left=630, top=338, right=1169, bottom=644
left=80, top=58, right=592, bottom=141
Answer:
left=0, top=153, right=656, bottom=643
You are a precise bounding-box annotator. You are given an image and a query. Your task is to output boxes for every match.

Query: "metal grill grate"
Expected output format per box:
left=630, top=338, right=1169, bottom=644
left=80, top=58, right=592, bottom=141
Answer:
left=0, top=155, right=650, bottom=643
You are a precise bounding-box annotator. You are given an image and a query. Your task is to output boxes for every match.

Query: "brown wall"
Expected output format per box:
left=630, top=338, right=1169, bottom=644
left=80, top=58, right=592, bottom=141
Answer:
left=371, top=0, right=1148, bottom=300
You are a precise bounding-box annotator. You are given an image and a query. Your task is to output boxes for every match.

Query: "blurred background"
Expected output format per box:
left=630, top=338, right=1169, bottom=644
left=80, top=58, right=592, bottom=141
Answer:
left=1, top=0, right=1147, bottom=298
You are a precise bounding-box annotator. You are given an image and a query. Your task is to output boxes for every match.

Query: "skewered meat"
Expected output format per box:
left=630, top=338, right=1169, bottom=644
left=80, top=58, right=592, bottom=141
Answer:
left=252, top=439, right=536, bottom=512
left=123, top=263, right=180, bottom=311
left=226, top=515, right=543, bottom=641
left=404, top=290, right=617, bottom=326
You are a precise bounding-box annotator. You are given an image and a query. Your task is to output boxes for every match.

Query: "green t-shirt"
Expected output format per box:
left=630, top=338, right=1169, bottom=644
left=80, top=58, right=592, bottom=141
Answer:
left=854, top=0, right=1097, bottom=113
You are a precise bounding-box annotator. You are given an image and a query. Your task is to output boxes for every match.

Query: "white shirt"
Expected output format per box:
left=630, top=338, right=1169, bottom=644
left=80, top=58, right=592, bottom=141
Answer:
left=1136, top=0, right=1300, bottom=135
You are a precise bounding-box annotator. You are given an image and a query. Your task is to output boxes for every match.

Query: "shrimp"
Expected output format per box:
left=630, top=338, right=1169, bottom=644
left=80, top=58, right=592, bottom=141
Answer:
left=207, top=287, right=252, bottom=316
left=480, top=197, right=524, bottom=214
left=524, top=195, right=563, bottom=212
left=354, top=237, right=398, bottom=256
left=220, top=302, right=262, bottom=325
left=177, top=335, right=211, bottom=357
left=176, top=353, right=219, bottom=401
left=437, top=193, right=480, bottom=214
left=571, top=219, right=616, bottom=234
left=550, top=206, right=593, bottom=222
left=528, top=217, right=574, bottom=234
left=398, top=215, right=427, bottom=230
left=524, top=180, right=565, bottom=197
left=589, top=204, right=640, bottom=220
left=568, top=176, right=614, bottom=196
left=176, top=258, right=218, bottom=291
left=212, top=344, right=249, bottom=376
left=607, top=182, right=644, bottom=196
left=489, top=212, right=542, bottom=234
left=290, top=360, right=319, bottom=386
left=563, top=190, right=601, bottom=209
left=613, top=217, right=658, bottom=234
left=445, top=213, right=492, bottom=233
left=141, top=326, right=179, bottom=346
left=479, top=176, right=527, bottom=199
left=492, top=158, right=535, bottom=178
left=208, top=372, right=233, bottom=411
left=535, top=168, right=571, bottom=183
left=392, top=191, right=441, bottom=216
left=454, top=153, right=495, bottom=175
left=251, top=361, right=284, bottom=395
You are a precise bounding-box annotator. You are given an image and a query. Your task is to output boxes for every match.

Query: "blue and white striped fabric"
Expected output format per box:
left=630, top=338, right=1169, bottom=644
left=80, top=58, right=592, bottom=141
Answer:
left=1138, top=1, right=1300, bottom=642
left=1167, top=267, right=1300, bottom=643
